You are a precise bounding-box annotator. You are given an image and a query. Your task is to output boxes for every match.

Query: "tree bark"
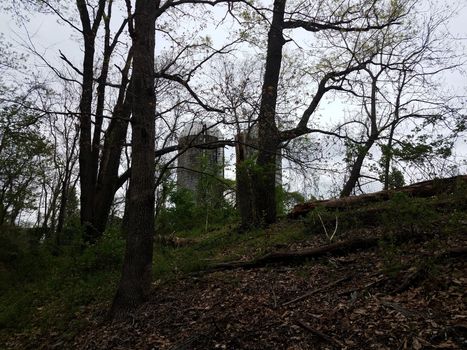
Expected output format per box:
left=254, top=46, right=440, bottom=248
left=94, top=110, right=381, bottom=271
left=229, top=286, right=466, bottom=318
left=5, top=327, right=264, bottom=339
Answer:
left=75, top=0, right=133, bottom=243
left=252, top=0, right=286, bottom=227
left=235, top=132, right=256, bottom=230
left=110, top=0, right=157, bottom=316
left=76, top=0, right=105, bottom=242
left=92, top=54, right=133, bottom=235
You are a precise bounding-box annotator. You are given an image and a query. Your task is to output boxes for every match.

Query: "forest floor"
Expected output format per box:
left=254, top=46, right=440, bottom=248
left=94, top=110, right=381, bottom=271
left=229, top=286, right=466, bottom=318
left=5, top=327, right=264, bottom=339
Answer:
left=3, top=194, right=467, bottom=349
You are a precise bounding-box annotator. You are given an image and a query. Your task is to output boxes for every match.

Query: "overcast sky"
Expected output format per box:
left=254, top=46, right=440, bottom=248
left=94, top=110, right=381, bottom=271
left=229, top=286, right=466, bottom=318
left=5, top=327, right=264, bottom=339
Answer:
left=1, top=0, right=466, bottom=198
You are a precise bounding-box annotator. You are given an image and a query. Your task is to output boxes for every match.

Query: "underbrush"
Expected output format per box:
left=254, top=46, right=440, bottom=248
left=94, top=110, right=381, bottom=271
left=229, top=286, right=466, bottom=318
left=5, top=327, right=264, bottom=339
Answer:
left=303, top=191, right=466, bottom=237
left=0, top=227, right=125, bottom=343
left=1, top=189, right=465, bottom=347
left=0, top=219, right=307, bottom=344
left=153, top=221, right=306, bottom=279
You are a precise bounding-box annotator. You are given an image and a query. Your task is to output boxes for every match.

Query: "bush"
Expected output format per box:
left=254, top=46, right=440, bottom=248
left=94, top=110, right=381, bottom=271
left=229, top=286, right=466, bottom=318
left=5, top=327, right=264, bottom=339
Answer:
left=382, top=192, right=438, bottom=233
left=156, top=187, right=236, bottom=234
left=0, top=225, right=125, bottom=332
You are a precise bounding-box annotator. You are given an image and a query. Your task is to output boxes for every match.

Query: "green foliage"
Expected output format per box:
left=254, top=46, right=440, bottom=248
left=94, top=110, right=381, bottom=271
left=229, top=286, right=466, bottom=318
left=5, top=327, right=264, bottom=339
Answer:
left=304, top=206, right=361, bottom=237
left=0, top=104, right=52, bottom=225
left=382, top=192, right=438, bottom=233
left=378, top=237, right=403, bottom=277
left=152, top=221, right=306, bottom=280
left=156, top=187, right=197, bottom=233
left=0, top=227, right=124, bottom=333
left=386, top=167, right=405, bottom=189
left=276, top=186, right=305, bottom=216
left=156, top=185, right=236, bottom=235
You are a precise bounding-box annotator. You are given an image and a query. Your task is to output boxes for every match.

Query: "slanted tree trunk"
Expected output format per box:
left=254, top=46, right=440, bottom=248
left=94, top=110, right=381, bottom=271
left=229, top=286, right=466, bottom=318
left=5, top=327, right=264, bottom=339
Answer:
left=341, top=138, right=376, bottom=197
left=91, top=55, right=133, bottom=235
left=110, top=0, right=157, bottom=316
left=341, top=73, right=379, bottom=198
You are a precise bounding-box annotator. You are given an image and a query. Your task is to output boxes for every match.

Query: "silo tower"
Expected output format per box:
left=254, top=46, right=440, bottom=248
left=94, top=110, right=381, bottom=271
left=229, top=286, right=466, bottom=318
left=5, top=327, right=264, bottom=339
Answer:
left=177, top=122, right=225, bottom=202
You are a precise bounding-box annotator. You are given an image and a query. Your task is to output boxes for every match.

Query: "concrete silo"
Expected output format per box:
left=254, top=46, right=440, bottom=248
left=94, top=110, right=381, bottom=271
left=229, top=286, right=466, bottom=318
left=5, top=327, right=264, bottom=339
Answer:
left=176, top=122, right=225, bottom=203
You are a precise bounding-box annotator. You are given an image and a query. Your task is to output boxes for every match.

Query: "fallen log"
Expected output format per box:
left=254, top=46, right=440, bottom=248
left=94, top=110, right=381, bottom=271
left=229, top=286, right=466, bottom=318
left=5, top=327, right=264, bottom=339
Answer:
left=208, top=237, right=380, bottom=271
left=206, top=226, right=465, bottom=272
left=289, top=175, right=467, bottom=219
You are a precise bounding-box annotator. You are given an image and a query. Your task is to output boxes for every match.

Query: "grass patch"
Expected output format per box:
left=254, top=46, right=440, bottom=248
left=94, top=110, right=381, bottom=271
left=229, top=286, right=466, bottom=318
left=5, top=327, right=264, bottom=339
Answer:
left=153, top=220, right=306, bottom=279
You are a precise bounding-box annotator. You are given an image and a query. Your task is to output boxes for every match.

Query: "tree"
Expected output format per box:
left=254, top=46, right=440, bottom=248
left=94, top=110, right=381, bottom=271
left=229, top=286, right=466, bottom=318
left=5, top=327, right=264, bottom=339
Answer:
left=4, top=0, right=135, bottom=242
left=339, top=4, right=463, bottom=196
left=0, top=104, right=51, bottom=226
left=111, top=0, right=244, bottom=317
left=234, top=0, right=408, bottom=227
left=74, top=0, right=134, bottom=242
left=110, top=0, right=157, bottom=316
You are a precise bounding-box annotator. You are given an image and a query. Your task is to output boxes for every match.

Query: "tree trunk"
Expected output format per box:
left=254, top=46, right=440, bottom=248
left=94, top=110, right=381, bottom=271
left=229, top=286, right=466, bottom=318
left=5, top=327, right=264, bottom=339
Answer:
left=76, top=0, right=105, bottom=243
left=251, top=0, right=286, bottom=227
left=110, top=0, right=157, bottom=316
left=290, top=175, right=467, bottom=218
left=92, top=64, right=133, bottom=234
left=236, top=132, right=256, bottom=230
left=76, top=1, right=132, bottom=243
left=383, top=123, right=396, bottom=190
left=340, top=138, right=376, bottom=197
left=341, top=74, right=379, bottom=198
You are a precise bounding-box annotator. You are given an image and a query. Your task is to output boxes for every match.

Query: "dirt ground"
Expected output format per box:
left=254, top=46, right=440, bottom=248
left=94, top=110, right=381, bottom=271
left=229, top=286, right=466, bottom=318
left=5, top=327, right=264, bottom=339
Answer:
left=66, top=226, right=467, bottom=350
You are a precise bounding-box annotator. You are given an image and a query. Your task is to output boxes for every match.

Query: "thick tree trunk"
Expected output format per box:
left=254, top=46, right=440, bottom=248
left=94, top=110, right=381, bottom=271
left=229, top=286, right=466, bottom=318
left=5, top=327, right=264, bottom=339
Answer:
left=252, top=0, right=286, bottom=227
left=110, top=0, right=157, bottom=316
left=76, top=1, right=132, bottom=243
left=78, top=37, right=98, bottom=241
left=76, top=0, right=105, bottom=243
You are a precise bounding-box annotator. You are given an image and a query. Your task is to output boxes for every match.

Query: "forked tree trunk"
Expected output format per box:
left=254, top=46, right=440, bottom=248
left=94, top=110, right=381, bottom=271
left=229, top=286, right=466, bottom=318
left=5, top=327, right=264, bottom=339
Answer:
left=110, top=0, right=157, bottom=317
left=76, top=0, right=133, bottom=243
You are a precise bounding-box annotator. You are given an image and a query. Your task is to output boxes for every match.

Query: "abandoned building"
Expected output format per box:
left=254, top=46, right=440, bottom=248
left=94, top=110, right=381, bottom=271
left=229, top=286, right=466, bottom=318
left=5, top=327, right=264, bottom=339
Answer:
left=176, top=122, right=225, bottom=202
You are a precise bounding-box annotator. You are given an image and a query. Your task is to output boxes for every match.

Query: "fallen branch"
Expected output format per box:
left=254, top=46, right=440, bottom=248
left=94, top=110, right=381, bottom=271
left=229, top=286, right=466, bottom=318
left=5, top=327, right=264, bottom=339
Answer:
left=393, top=247, right=467, bottom=294
left=283, top=276, right=350, bottom=307
left=380, top=301, right=425, bottom=319
left=209, top=237, right=380, bottom=271
left=338, top=275, right=388, bottom=297
left=295, top=319, right=345, bottom=348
